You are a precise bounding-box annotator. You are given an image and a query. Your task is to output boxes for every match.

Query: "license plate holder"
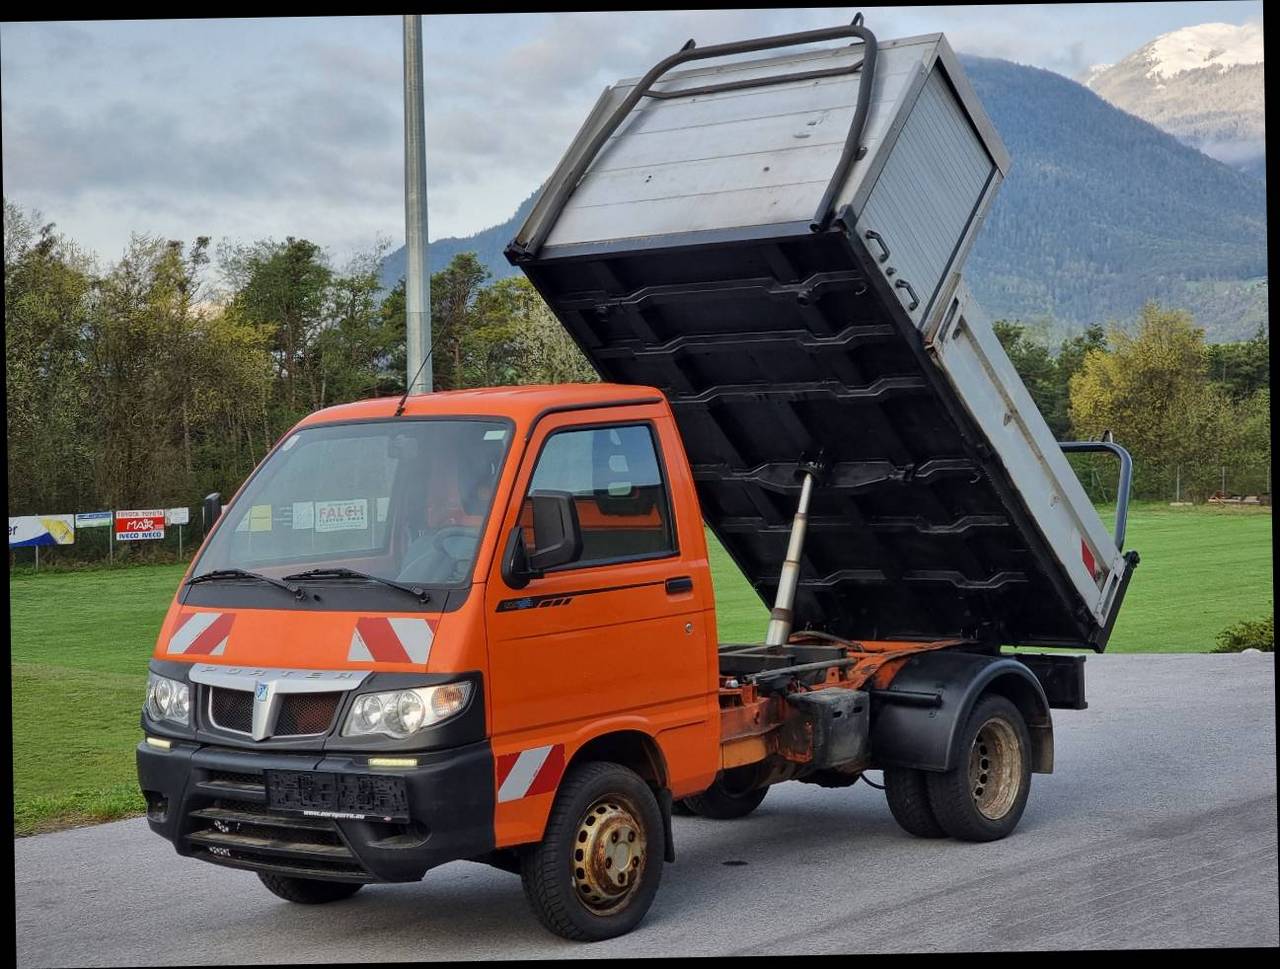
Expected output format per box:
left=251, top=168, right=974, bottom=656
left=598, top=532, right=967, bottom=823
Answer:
left=265, top=770, right=410, bottom=821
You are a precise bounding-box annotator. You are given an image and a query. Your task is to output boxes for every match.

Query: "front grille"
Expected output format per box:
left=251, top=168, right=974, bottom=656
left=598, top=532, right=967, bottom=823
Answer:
left=277, top=692, right=341, bottom=735
left=206, top=689, right=341, bottom=737
left=187, top=799, right=374, bottom=881
left=209, top=688, right=253, bottom=733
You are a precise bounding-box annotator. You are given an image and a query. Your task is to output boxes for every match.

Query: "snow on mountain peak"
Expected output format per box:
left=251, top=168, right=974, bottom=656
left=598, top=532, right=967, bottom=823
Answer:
left=1142, top=22, right=1263, bottom=80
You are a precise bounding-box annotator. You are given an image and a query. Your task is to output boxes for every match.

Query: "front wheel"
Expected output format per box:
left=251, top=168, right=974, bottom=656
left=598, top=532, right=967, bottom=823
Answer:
left=925, top=693, right=1032, bottom=842
left=257, top=872, right=363, bottom=904
left=681, top=768, right=769, bottom=820
left=520, top=761, right=664, bottom=941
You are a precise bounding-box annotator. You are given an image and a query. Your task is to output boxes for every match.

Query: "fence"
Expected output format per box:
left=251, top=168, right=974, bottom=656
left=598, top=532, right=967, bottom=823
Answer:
left=8, top=506, right=212, bottom=571
left=1066, top=454, right=1272, bottom=506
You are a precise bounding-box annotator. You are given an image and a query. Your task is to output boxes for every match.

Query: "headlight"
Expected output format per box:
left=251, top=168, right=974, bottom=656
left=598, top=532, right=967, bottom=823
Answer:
left=145, top=672, right=190, bottom=726
left=342, top=683, right=471, bottom=740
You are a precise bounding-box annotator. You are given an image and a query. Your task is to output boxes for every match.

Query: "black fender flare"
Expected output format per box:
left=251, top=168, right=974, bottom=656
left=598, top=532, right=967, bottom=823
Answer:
left=870, top=650, right=1054, bottom=774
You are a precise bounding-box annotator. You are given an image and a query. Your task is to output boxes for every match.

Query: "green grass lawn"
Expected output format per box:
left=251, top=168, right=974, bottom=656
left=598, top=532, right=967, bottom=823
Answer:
left=9, top=503, right=1271, bottom=835
left=10, top=564, right=186, bottom=836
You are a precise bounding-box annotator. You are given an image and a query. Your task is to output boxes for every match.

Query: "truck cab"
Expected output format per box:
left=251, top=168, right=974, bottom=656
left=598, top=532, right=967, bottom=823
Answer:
left=138, top=386, right=727, bottom=937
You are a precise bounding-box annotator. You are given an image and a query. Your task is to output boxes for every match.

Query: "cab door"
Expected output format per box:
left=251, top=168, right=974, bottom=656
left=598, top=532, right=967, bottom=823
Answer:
left=484, top=404, right=717, bottom=843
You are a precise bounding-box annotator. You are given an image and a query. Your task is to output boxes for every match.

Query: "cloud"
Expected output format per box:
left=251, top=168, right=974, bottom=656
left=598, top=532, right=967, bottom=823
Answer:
left=0, top=5, right=1264, bottom=263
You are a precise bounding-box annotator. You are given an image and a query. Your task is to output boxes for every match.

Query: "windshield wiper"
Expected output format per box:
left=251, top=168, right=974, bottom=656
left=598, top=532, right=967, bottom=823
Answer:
left=282, top=567, right=431, bottom=605
left=186, top=568, right=305, bottom=600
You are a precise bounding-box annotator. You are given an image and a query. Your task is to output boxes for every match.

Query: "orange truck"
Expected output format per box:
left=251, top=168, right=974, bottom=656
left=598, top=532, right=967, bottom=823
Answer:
left=137, top=22, right=1139, bottom=941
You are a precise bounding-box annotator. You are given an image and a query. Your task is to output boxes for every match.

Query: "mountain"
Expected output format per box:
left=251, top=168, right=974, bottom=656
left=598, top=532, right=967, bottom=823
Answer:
left=379, top=191, right=535, bottom=291
left=959, top=53, right=1267, bottom=342
left=382, top=54, right=1267, bottom=342
left=1080, top=22, right=1265, bottom=179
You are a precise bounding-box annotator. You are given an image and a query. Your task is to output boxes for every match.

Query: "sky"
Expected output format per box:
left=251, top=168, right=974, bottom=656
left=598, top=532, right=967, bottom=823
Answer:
left=0, top=3, right=1264, bottom=268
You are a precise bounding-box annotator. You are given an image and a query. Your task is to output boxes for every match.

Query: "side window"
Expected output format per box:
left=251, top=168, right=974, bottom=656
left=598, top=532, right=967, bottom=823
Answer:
left=526, top=424, right=675, bottom=567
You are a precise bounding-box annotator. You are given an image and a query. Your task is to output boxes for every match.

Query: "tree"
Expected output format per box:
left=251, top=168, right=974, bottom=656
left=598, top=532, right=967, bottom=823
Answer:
left=1067, top=302, right=1248, bottom=500
left=4, top=201, right=96, bottom=513
left=219, top=237, right=332, bottom=418
left=1206, top=325, right=1269, bottom=401
left=468, top=277, right=596, bottom=387
left=429, top=253, right=490, bottom=390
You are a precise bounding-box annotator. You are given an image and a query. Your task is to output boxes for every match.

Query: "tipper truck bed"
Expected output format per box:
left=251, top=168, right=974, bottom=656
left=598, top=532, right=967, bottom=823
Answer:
left=137, top=19, right=1138, bottom=943
left=507, top=21, right=1138, bottom=651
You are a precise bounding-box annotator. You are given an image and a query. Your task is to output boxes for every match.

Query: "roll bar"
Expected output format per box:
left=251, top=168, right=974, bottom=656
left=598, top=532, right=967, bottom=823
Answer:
left=1059, top=440, right=1133, bottom=550
left=506, top=18, right=878, bottom=262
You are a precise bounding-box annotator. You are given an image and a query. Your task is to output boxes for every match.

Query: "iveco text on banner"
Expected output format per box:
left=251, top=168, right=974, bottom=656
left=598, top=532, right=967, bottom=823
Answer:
left=116, top=509, right=165, bottom=541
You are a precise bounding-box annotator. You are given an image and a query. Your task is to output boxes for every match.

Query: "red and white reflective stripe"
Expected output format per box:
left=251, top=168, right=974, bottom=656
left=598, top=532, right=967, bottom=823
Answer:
left=348, top=617, right=435, bottom=664
left=496, top=744, right=566, bottom=803
left=167, top=612, right=234, bottom=656
left=1081, top=539, right=1101, bottom=582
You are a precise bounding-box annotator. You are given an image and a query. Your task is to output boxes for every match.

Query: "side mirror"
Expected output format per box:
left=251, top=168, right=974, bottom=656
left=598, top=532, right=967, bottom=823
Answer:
left=202, top=492, right=222, bottom=530
left=528, top=490, right=583, bottom=571
left=502, top=491, right=582, bottom=589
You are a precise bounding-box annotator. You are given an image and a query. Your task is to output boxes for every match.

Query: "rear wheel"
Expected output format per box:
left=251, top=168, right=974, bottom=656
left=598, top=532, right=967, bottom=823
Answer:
left=681, top=768, right=769, bottom=820
left=520, top=761, right=664, bottom=941
left=257, top=872, right=363, bottom=904
left=925, top=694, right=1032, bottom=842
left=883, top=767, right=946, bottom=838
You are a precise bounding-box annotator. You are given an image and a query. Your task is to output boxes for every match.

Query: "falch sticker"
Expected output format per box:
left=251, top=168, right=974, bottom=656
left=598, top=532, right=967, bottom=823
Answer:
left=167, top=611, right=235, bottom=656
left=348, top=617, right=435, bottom=664
left=496, top=744, right=566, bottom=803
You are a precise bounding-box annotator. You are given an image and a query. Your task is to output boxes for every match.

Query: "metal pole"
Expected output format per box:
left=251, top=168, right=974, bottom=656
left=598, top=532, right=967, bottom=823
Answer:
left=34, top=546, right=39, bottom=573
left=765, top=471, right=817, bottom=646
left=1175, top=465, right=1180, bottom=503
left=404, top=14, right=432, bottom=394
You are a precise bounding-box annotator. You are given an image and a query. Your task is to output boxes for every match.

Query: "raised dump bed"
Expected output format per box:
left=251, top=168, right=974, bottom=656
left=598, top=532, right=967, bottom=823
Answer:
left=507, top=22, right=1138, bottom=650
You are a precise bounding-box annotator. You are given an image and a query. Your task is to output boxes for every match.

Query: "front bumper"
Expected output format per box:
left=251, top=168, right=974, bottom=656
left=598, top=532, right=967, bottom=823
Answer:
left=137, top=738, right=495, bottom=882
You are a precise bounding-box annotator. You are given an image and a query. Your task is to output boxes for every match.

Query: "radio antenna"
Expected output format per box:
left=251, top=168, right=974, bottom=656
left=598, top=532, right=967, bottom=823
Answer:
left=395, top=336, right=435, bottom=417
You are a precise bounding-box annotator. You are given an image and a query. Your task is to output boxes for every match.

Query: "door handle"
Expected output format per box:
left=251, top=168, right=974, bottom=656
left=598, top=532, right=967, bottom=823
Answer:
left=665, top=576, right=693, bottom=595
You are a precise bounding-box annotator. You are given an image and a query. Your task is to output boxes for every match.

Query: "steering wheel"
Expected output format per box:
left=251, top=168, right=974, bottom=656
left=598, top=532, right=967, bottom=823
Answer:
left=397, top=525, right=480, bottom=584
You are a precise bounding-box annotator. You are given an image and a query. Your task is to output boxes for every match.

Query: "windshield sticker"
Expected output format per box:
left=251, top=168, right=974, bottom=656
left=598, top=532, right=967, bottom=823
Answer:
left=291, top=501, right=315, bottom=531
left=483, top=428, right=508, bottom=441
left=249, top=504, right=273, bottom=532
left=316, top=498, right=368, bottom=533
left=376, top=496, right=390, bottom=522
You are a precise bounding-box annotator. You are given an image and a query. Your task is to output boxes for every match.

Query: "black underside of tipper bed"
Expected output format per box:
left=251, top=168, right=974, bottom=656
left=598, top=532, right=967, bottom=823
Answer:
left=517, top=226, right=1101, bottom=649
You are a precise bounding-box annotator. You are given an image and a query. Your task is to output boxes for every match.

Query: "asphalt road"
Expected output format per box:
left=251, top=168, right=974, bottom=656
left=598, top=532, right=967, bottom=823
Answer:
left=16, top=653, right=1278, bottom=964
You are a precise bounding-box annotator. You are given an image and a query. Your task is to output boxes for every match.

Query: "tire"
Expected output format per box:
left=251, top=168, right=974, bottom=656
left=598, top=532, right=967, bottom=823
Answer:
left=256, top=871, right=364, bottom=904
left=883, top=766, right=947, bottom=838
left=520, top=761, right=664, bottom=942
left=681, top=768, right=769, bottom=820
left=925, top=693, right=1032, bottom=842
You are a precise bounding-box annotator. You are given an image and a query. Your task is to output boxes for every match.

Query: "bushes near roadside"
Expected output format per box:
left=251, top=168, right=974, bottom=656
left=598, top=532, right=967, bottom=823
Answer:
left=1213, top=615, right=1274, bottom=653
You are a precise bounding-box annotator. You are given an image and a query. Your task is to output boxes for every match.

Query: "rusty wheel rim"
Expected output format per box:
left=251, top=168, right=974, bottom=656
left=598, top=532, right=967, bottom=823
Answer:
left=968, top=716, right=1022, bottom=820
left=571, top=795, right=647, bottom=915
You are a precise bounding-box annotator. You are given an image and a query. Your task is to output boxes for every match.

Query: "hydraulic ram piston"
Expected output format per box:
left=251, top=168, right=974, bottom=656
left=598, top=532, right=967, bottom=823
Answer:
left=764, top=469, right=817, bottom=646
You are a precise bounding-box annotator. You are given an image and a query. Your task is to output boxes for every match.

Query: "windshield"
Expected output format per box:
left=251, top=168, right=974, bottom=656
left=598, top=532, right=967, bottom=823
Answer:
left=193, top=419, right=511, bottom=587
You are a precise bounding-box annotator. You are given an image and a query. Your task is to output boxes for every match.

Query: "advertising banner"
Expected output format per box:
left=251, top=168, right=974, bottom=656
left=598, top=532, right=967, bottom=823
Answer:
left=115, top=509, right=165, bottom=542
left=9, top=515, right=76, bottom=548
left=75, top=511, right=113, bottom=528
